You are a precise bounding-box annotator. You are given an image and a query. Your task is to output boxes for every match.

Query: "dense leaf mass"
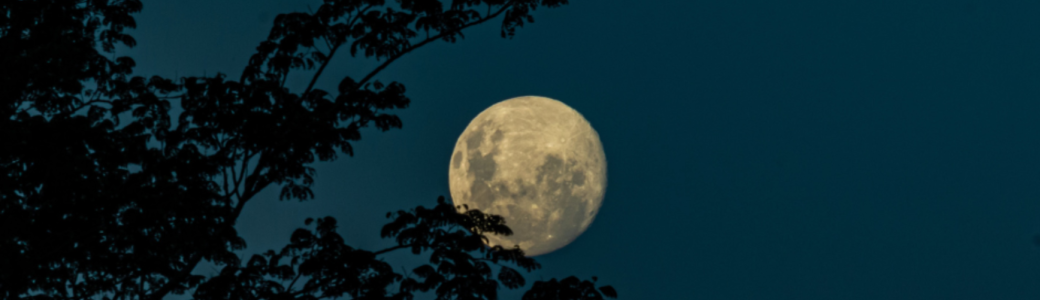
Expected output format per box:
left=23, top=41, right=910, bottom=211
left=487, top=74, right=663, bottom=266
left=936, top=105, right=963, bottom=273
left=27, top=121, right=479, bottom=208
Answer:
left=193, top=197, right=608, bottom=300
left=1, top=0, right=614, bottom=299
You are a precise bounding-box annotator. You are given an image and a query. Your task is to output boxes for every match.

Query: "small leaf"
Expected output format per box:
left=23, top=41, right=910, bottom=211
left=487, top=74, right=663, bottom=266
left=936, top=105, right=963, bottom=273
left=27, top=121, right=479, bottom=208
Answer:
left=498, top=266, right=525, bottom=289
left=599, top=285, right=617, bottom=298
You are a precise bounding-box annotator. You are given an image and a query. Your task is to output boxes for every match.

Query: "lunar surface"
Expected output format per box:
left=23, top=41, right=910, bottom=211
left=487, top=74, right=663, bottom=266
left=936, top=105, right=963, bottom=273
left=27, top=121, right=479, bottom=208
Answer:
left=448, top=96, right=607, bottom=256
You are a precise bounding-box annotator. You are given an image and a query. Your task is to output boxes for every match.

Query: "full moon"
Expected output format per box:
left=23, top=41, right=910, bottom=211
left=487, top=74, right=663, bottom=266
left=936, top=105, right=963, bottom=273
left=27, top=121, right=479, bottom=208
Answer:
left=448, top=96, right=607, bottom=256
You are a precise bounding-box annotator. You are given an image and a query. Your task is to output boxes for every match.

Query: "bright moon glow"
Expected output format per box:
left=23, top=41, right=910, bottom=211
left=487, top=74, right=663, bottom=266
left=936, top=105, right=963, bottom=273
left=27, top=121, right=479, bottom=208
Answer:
left=448, top=96, right=607, bottom=256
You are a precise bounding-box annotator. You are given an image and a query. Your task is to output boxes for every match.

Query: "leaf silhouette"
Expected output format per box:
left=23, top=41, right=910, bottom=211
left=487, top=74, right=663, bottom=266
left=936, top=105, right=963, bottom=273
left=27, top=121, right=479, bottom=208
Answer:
left=599, top=285, right=618, bottom=298
left=499, top=266, right=526, bottom=289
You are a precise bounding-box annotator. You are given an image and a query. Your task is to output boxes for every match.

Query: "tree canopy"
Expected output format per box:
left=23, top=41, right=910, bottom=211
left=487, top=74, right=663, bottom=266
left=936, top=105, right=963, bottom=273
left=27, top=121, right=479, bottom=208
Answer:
left=0, top=0, right=616, bottom=299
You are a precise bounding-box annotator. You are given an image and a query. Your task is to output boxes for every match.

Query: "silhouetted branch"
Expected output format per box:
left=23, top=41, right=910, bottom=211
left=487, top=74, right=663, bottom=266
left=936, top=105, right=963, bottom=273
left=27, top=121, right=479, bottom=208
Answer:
left=285, top=272, right=305, bottom=293
left=63, top=99, right=113, bottom=117
left=354, top=3, right=513, bottom=89
left=373, top=244, right=414, bottom=255
left=233, top=180, right=269, bottom=220
left=158, top=93, right=186, bottom=99
left=302, top=4, right=372, bottom=98
left=223, top=150, right=254, bottom=203
left=146, top=254, right=203, bottom=300
left=302, top=44, right=338, bottom=98
left=234, top=153, right=272, bottom=219
left=290, top=276, right=334, bottom=297
left=221, top=166, right=230, bottom=198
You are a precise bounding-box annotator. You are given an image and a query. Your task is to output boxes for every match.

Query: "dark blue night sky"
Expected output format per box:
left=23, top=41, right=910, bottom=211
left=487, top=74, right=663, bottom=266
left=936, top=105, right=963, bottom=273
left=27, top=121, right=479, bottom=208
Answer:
left=122, top=0, right=1040, bottom=298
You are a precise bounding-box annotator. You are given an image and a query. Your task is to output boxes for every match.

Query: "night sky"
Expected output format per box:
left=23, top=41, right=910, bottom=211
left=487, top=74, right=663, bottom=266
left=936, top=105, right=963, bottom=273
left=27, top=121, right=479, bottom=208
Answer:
left=119, top=0, right=1040, bottom=298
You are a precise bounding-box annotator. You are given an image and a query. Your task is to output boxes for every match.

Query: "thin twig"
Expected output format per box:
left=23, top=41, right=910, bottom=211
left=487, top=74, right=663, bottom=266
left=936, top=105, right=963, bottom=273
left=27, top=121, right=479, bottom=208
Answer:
left=63, top=99, right=113, bottom=117
left=354, top=3, right=514, bottom=89
left=300, top=4, right=372, bottom=98
left=373, top=244, right=413, bottom=255
left=287, top=272, right=304, bottom=290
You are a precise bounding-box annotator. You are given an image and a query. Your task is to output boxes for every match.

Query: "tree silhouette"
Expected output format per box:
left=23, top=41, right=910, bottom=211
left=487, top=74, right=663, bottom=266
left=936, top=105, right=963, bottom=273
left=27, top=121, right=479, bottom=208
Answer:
left=0, top=0, right=616, bottom=299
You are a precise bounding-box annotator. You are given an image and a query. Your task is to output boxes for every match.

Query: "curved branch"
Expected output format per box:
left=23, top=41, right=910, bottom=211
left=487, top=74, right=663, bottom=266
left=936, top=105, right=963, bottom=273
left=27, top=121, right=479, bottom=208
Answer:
left=301, top=4, right=372, bottom=98
left=354, top=3, right=514, bottom=89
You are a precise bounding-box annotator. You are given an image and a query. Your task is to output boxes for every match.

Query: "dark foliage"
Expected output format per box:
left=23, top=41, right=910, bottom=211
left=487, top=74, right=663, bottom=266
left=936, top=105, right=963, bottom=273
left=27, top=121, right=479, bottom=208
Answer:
left=191, top=197, right=615, bottom=300
left=522, top=277, right=616, bottom=300
left=1, top=0, right=614, bottom=299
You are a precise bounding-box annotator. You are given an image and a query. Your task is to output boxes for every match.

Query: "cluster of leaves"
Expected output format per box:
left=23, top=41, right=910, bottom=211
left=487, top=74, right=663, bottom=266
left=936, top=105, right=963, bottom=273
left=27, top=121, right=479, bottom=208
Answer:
left=1, top=1, right=240, bottom=298
left=191, top=197, right=616, bottom=300
left=0, top=0, right=617, bottom=299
